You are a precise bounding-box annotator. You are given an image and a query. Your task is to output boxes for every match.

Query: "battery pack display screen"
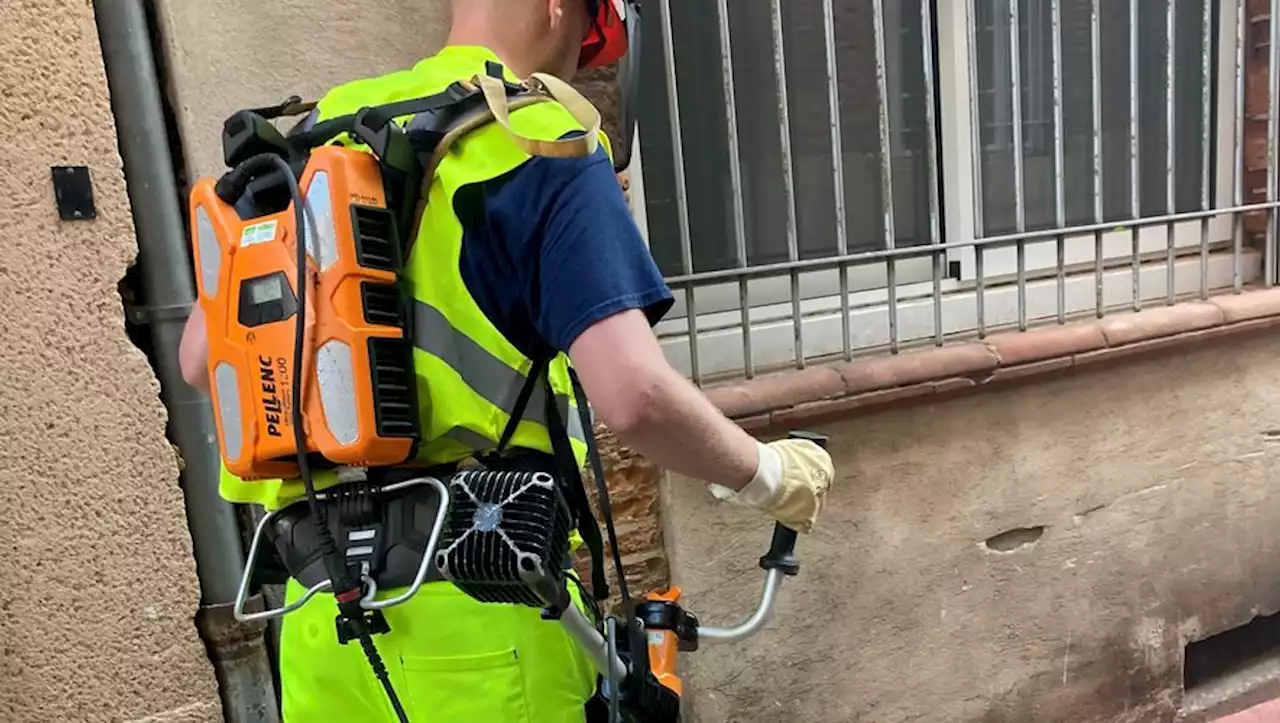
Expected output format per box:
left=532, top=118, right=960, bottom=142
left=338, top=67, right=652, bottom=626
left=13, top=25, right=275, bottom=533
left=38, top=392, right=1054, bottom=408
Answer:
left=238, top=271, right=297, bottom=328
left=248, top=276, right=284, bottom=305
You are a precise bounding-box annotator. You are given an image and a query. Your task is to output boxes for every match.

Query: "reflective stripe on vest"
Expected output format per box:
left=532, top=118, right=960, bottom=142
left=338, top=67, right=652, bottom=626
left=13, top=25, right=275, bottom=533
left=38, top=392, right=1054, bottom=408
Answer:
left=414, top=298, right=586, bottom=446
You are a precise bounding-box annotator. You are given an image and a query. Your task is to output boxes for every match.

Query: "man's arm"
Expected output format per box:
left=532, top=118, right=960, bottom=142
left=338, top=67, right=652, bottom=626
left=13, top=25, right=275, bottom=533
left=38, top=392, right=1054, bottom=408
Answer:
left=489, top=137, right=831, bottom=532
left=569, top=308, right=759, bottom=491
left=179, top=304, right=210, bottom=392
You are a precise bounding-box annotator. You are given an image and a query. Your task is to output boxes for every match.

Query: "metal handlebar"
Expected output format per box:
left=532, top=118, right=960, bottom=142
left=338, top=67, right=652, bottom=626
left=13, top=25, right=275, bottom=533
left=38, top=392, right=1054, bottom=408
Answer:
left=562, top=429, right=825, bottom=683
left=697, top=523, right=797, bottom=643
left=561, top=519, right=805, bottom=677
left=232, top=476, right=450, bottom=623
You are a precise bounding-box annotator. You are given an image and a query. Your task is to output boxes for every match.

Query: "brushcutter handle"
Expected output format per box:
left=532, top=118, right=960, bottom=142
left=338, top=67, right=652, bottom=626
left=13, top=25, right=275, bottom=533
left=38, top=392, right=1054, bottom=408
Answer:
left=757, top=429, right=826, bottom=576
left=696, top=429, right=827, bottom=643
left=758, top=523, right=800, bottom=576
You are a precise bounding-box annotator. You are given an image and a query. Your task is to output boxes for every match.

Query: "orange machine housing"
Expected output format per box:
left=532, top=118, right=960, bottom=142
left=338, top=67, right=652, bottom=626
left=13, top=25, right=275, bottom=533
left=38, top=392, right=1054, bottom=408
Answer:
left=644, top=586, right=686, bottom=697
left=189, top=145, right=419, bottom=480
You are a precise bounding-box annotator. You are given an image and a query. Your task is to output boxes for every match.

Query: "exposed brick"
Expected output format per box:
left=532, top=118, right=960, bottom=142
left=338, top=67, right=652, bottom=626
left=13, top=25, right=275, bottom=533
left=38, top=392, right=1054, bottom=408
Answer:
left=1209, top=287, right=1280, bottom=322
left=704, top=366, right=846, bottom=419
left=574, top=65, right=621, bottom=147
left=1096, top=303, right=1224, bottom=347
left=1245, top=135, right=1270, bottom=171
left=839, top=343, right=999, bottom=394
left=604, top=519, right=663, bottom=560
left=986, top=324, right=1106, bottom=366
left=591, top=423, right=668, bottom=606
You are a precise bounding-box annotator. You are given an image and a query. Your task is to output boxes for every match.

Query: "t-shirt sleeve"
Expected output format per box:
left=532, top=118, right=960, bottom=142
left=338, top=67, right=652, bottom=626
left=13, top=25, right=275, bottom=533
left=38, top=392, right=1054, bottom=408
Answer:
left=488, top=143, right=674, bottom=354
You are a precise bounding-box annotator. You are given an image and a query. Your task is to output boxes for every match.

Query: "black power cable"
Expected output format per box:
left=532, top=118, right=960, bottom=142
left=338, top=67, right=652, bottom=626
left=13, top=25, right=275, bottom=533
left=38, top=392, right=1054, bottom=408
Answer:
left=235, top=152, right=410, bottom=723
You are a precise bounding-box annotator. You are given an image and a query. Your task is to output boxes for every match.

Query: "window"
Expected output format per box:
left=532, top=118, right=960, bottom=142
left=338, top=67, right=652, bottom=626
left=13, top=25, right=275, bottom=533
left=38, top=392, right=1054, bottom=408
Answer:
left=636, top=0, right=1250, bottom=382
left=946, top=0, right=1235, bottom=282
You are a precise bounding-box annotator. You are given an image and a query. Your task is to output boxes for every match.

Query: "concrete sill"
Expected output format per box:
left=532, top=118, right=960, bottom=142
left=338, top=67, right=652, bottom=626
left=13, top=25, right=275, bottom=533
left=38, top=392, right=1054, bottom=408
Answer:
left=703, top=285, right=1280, bottom=431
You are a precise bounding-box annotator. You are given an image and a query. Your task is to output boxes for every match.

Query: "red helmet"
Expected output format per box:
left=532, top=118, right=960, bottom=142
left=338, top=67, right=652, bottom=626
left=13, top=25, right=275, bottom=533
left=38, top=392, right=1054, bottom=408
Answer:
left=579, top=0, right=635, bottom=69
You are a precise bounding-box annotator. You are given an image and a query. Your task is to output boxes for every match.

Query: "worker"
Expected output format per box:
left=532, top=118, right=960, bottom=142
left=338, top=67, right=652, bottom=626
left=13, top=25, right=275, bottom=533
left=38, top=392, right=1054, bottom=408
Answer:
left=178, top=0, right=835, bottom=721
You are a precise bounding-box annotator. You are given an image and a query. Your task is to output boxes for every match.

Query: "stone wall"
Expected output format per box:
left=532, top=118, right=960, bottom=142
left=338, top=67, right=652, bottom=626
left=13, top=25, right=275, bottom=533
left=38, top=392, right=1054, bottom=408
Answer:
left=0, top=1, right=222, bottom=721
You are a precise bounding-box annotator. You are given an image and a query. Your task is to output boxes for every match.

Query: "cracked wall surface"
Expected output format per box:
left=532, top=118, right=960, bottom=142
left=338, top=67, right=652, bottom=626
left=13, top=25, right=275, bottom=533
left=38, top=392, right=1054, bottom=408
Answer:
left=666, top=331, right=1280, bottom=722
left=0, top=1, right=222, bottom=721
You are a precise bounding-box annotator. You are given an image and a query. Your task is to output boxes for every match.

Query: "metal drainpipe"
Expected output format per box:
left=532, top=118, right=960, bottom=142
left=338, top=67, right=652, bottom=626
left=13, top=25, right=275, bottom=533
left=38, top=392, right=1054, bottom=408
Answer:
left=94, top=2, right=280, bottom=721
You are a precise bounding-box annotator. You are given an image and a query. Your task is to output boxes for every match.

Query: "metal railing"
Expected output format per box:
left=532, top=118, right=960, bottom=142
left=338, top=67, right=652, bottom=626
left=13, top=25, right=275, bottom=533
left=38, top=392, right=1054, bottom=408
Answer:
left=646, top=0, right=1280, bottom=385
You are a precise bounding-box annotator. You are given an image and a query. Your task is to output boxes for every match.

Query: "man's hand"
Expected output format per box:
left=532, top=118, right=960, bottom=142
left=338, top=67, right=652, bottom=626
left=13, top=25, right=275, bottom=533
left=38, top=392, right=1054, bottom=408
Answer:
left=568, top=308, right=834, bottom=532
left=708, top=437, right=833, bottom=534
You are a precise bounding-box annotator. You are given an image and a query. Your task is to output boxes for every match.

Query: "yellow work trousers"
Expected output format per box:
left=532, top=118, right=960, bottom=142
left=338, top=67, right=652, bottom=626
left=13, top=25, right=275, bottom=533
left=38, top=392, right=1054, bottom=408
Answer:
left=278, top=577, right=600, bottom=722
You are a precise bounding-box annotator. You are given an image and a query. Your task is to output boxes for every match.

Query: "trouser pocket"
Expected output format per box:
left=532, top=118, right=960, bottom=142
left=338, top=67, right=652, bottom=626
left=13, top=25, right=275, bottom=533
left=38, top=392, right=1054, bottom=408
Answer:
left=401, top=647, right=530, bottom=723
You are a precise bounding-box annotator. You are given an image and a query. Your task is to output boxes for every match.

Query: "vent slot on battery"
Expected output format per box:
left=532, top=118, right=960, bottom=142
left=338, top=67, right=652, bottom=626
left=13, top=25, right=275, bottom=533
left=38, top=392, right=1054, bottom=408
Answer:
left=366, top=337, right=417, bottom=438
left=351, top=205, right=399, bottom=272
left=361, top=281, right=404, bottom=329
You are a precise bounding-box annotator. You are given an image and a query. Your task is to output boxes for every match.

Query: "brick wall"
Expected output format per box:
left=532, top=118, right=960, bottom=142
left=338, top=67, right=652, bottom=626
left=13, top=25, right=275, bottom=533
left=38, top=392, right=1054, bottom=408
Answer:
left=575, top=429, right=670, bottom=610
left=1244, top=0, right=1274, bottom=237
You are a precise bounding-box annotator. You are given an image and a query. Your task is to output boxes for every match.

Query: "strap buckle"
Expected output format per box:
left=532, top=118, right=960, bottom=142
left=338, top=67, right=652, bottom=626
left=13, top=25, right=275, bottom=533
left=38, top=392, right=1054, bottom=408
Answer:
left=246, top=95, right=317, bottom=120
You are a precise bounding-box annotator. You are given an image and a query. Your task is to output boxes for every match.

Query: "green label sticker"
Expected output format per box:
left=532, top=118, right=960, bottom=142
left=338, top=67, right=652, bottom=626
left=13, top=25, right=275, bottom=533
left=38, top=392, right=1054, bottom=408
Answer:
left=239, top=220, right=279, bottom=248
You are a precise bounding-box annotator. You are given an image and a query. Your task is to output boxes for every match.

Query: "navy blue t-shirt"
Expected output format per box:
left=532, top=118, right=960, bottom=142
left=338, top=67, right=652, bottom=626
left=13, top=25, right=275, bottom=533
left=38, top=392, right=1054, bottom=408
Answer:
left=456, top=141, right=674, bottom=358
left=241, top=118, right=671, bottom=356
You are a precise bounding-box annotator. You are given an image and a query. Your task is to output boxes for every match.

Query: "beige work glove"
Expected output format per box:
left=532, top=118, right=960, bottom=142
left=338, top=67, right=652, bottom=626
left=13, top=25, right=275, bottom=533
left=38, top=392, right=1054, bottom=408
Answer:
left=708, top=438, right=834, bottom=534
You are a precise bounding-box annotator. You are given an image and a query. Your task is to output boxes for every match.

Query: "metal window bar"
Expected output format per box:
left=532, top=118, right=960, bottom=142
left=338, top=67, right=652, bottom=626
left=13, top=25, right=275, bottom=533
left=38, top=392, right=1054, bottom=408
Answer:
left=650, top=0, right=1268, bottom=383
left=873, top=0, right=900, bottom=354
left=1009, top=0, right=1028, bottom=332
left=768, top=0, right=804, bottom=370
left=1235, top=0, right=1247, bottom=293
left=1129, top=0, right=1142, bottom=312
left=1167, top=0, right=1178, bottom=305
left=923, top=0, right=945, bottom=345
left=1092, top=0, right=1105, bottom=318
left=968, top=0, right=988, bottom=337
left=713, top=0, right=754, bottom=379
left=1051, top=0, right=1066, bottom=325
left=1201, top=0, right=1214, bottom=300
left=657, top=0, right=698, bottom=384
left=821, top=0, right=852, bottom=361
left=1270, top=0, right=1280, bottom=287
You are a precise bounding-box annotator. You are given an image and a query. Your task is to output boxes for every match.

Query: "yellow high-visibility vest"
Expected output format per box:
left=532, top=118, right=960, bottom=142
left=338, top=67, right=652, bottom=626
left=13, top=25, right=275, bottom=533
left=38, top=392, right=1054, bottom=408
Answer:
left=218, top=45, right=610, bottom=511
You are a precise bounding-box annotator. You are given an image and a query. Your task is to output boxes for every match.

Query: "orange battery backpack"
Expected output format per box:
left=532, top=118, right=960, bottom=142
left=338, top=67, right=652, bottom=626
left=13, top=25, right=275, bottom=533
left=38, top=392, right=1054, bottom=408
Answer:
left=189, top=70, right=575, bottom=481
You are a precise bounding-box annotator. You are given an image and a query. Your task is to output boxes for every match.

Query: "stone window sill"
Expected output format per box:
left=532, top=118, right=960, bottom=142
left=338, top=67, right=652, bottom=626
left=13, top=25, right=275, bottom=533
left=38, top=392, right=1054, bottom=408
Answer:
left=703, top=286, right=1280, bottom=431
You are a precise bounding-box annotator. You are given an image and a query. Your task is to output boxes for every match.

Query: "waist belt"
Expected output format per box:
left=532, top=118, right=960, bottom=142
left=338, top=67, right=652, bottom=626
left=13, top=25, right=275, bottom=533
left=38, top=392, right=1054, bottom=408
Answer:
left=267, top=477, right=446, bottom=590
left=265, top=452, right=570, bottom=591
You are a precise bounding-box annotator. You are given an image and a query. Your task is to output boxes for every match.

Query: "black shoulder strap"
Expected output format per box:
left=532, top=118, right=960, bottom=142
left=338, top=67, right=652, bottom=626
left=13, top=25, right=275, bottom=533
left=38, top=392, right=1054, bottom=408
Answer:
left=491, top=352, right=627, bottom=604
left=288, top=62, right=527, bottom=153
left=542, top=371, right=615, bottom=603
left=493, top=355, right=549, bottom=455
left=567, top=369, right=631, bottom=606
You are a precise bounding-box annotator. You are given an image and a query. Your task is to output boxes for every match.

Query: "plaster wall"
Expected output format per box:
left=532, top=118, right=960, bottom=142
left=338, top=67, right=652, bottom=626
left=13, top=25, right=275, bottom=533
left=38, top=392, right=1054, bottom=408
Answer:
left=666, top=333, right=1280, bottom=722
left=0, top=1, right=222, bottom=720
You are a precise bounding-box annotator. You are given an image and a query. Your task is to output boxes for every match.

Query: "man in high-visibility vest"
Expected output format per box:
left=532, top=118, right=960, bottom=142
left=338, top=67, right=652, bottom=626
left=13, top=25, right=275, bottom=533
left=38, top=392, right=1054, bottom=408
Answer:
left=179, top=1, right=835, bottom=720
